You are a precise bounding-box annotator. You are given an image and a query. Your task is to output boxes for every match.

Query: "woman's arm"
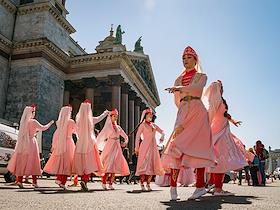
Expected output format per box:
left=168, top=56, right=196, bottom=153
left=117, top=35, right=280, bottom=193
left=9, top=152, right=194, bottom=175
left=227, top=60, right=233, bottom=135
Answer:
left=155, top=124, right=165, bottom=142
left=32, top=119, right=54, bottom=131
left=92, top=110, right=110, bottom=124
left=119, top=127, right=129, bottom=147
left=135, top=124, right=144, bottom=153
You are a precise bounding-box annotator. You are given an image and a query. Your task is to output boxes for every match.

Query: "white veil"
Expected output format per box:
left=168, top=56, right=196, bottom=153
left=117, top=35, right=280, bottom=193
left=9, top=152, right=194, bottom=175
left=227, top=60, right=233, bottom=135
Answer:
left=75, top=103, right=94, bottom=153
left=96, top=113, right=114, bottom=151
left=52, top=106, right=72, bottom=155
left=202, top=81, right=223, bottom=123
left=14, top=106, right=33, bottom=154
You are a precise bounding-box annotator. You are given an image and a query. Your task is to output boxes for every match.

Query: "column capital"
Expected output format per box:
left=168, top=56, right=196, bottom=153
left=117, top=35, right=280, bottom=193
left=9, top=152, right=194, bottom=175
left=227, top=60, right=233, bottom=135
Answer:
left=83, top=77, right=97, bottom=88
left=108, top=74, right=124, bottom=86
left=121, top=83, right=131, bottom=94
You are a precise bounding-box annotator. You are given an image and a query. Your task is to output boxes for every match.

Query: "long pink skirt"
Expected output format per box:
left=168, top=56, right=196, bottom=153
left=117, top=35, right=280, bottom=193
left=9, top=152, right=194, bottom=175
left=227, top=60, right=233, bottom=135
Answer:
left=72, top=144, right=103, bottom=176
left=136, top=140, right=164, bottom=176
left=208, top=127, right=248, bottom=173
left=7, top=137, right=41, bottom=176
left=101, top=141, right=130, bottom=176
left=162, top=100, right=215, bottom=169
left=43, top=138, right=75, bottom=176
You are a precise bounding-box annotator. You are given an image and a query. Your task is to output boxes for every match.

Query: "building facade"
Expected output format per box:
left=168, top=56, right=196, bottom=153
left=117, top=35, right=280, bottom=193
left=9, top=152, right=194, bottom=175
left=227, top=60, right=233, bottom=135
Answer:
left=0, top=0, right=160, bottom=158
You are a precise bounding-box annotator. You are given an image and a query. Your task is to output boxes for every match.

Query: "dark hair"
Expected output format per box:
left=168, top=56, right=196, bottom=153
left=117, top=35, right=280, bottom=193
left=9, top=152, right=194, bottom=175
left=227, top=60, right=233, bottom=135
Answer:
left=222, top=97, right=231, bottom=119
left=256, top=140, right=262, bottom=145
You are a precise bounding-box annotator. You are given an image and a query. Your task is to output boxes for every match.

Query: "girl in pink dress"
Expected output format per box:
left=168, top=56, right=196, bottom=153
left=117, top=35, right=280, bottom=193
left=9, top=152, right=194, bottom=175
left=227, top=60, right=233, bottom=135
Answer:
left=162, top=46, right=215, bottom=201
left=43, top=105, right=76, bottom=189
left=203, top=81, right=248, bottom=196
left=135, top=108, right=165, bottom=191
left=96, top=109, right=130, bottom=190
left=7, top=105, right=54, bottom=188
left=72, top=99, right=109, bottom=192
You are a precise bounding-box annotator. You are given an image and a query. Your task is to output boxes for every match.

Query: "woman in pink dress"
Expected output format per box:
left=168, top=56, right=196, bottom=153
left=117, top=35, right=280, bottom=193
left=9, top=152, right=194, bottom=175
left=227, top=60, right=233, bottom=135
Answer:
left=43, top=105, right=76, bottom=189
left=96, top=109, right=130, bottom=190
left=203, top=81, right=248, bottom=196
left=72, top=99, right=109, bottom=192
left=7, top=105, right=54, bottom=188
left=162, top=46, right=215, bottom=201
left=135, top=108, right=165, bottom=191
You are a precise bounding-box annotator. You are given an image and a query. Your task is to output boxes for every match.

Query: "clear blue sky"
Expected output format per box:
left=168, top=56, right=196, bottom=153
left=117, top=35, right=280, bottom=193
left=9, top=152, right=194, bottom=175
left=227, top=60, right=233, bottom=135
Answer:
left=66, top=0, right=280, bottom=150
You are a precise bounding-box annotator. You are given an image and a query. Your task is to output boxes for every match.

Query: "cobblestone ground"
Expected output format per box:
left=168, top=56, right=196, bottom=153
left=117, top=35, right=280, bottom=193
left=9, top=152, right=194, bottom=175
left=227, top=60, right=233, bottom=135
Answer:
left=0, top=176, right=279, bottom=210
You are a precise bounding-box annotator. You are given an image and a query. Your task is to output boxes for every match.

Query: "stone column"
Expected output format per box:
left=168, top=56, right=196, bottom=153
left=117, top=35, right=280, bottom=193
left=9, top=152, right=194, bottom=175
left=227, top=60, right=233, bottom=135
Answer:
left=121, top=83, right=130, bottom=133
left=63, top=80, right=74, bottom=105
left=109, top=75, right=123, bottom=124
left=83, top=77, right=97, bottom=108
left=135, top=97, right=142, bottom=126
left=128, top=91, right=137, bottom=159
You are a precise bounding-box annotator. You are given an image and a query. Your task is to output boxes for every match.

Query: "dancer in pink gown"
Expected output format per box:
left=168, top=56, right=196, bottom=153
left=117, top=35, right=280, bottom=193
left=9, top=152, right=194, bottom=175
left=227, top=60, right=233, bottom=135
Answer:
left=162, top=46, right=215, bottom=201
left=43, top=105, right=76, bottom=189
left=72, top=99, right=109, bottom=191
left=203, top=81, right=248, bottom=196
left=135, top=108, right=165, bottom=191
left=7, top=104, right=54, bottom=188
left=96, top=109, right=130, bottom=190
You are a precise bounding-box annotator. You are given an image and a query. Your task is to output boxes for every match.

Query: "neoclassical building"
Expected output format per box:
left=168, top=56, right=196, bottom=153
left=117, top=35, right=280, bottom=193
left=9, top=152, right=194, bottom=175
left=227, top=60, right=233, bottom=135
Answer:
left=0, top=0, right=160, bottom=158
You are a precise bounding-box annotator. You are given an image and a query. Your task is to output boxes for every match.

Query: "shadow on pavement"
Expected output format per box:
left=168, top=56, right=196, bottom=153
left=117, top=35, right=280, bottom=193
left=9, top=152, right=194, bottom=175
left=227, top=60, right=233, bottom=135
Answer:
left=161, top=195, right=259, bottom=210
left=126, top=189, right=163, bottom=194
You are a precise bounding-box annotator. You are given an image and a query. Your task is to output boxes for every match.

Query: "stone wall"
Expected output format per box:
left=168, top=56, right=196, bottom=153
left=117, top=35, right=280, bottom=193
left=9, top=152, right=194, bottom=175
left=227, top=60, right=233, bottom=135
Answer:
left=14, top=10, right=84, bottom=55
left=0, top=3, right=16, bottom=40
left=0, top=56, right=9, bottom=118
left=5, top=58, right=64, bottom=155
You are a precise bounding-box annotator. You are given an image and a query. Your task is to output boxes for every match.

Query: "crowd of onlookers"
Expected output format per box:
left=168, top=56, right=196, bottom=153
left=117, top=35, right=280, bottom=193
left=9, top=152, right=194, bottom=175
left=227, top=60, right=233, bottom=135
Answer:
left=235, top=140, right=271, bottom=186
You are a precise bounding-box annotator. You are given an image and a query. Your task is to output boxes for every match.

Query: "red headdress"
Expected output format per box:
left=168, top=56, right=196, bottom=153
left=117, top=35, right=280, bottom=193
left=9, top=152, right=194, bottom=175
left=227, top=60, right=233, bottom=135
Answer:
left=111, top=108, right=119, bottom=116
left=83, top=99, right=91, bottom=104
left=183, top=46, right=198, bottom=60
left=30, top=103, right=36, bottom=112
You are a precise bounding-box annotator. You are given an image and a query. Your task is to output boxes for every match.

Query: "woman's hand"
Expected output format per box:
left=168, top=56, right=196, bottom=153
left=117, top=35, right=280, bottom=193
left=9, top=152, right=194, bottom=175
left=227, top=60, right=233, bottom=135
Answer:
left=165, top=86, right=182, bottom=93
left=135, top=150, right=139, bottom=156
left=233, top=120, right=242, bottom=127
left=121, top=142, right=127, bottom=148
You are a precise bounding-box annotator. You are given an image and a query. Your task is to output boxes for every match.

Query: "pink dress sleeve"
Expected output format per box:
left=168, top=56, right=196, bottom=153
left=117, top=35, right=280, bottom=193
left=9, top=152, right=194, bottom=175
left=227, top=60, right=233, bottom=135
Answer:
left=135, top=123, right=144, bottom=152
left=155, top=124, right=165, bottom=140
left=173, top=76, right=182, bottom=108
left=31, top=119, right=52, bottom=131
left=119, top=127, right=129, bottom=144
left=92, top=111, right=109, bottom=125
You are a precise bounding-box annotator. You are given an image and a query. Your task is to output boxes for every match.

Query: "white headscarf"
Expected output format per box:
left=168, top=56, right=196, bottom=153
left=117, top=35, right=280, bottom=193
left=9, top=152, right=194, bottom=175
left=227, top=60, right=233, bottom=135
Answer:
left=14, top=106, right=33, bottom=154
left=52, top=106, right=72, bottom=155
left=75, top=102, right=94, bottom=153
left=202, top=81, right=223, bottom=123
left=96, top=112, right=116, bottom=151
left=140, top=108, right=153, bottom=123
